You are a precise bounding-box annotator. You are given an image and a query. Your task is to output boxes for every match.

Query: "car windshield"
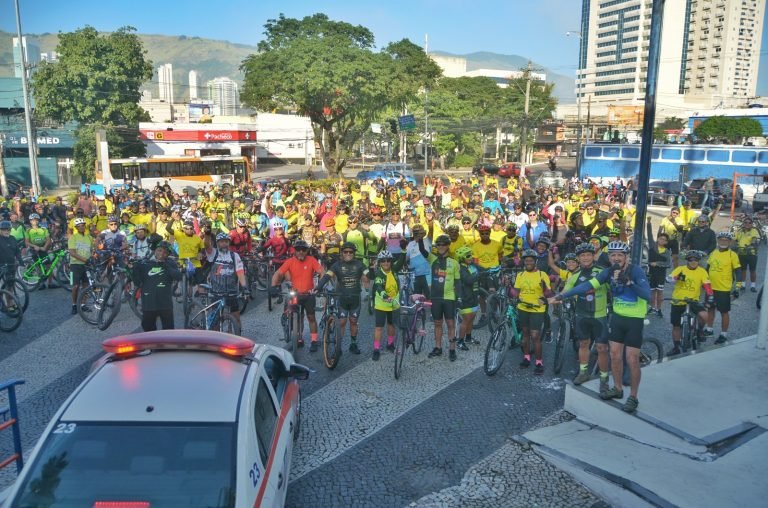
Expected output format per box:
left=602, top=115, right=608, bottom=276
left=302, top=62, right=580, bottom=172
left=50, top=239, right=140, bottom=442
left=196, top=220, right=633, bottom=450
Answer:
left=11, top=422, right=236, bottom=508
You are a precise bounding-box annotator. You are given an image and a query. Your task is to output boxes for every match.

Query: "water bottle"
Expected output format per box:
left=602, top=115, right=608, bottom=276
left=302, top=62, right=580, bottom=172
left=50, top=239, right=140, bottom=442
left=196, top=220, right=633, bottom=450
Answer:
left=185, top=259, right=195, bottom=276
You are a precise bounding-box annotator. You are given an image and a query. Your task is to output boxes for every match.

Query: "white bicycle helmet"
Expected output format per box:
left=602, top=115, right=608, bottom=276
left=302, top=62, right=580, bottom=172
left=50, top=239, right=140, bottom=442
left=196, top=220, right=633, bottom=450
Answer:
left=606, top=241, right=630, bottom=253
left=73, top=218, right=87, bottom=227
left=377, top=249, right=394, bottom=260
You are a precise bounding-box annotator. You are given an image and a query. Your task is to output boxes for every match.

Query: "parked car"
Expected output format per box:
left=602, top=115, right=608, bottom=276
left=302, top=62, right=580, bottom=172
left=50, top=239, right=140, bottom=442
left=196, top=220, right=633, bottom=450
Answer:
left=1, top=331, right=310, bottom=508
left=534, top=170, right=567, bottom=190
left=648, top=180, right=688, bottom=206
left=356, top=170, right=417, bottom=185
left=373, top=163, right=414, bottom=173
left=472, top=162, right=500, bottom=176
left=498, top=163, right=522, bottom=178
left=687, top=178, right=743, bottom=208
left=753, top=184, right=768, bottom=212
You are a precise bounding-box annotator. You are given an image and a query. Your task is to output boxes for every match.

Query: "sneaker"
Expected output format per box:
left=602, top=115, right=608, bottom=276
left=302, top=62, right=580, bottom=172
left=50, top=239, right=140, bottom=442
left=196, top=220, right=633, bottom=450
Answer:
left=623, top=395, right=639, bottom=413
left=600, top=387, right=624, bottom=400
left=471, top=337, right=481, bottom=345
left=714, top=334, right=728, bottom=345
left=349, top=342, right=361, bottom=354
left=71, top=304, right=77, bottom=315
left=297, top=339, right=305, bottom=349
left=457, top=339, right=469, bottom=351
left=309, top=341, right=318, bottom=353
left=751, top=286, right=758, bottom=293
left=519, top=357, right=531, bottom=368
left=386, top=342, right=395, bottom=352
left=534, top=363, right=544, bottom=375
left=372, top=349, right=380, bottom=361
left=646, top=307, right=655, bottom=315
left=656, top=309, right=663, bottom=318
left=599, top=379, right=609, bottom=396
left=449, top=349, right=457, bottom=362
left=703, top=328, right=714, bottom=338
left=667, top=345, right=681, bottom=356
left=428, top=347, right=443, bottom=358
left=275, top=295, right=283, bottom=304
left=573, top=371, right=591, bottom=385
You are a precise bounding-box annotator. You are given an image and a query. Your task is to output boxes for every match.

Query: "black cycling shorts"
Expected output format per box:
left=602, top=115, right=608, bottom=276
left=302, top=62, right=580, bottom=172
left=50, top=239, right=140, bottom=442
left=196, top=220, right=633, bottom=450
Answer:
left=295, top=294, right=316, bottom=315
left=648, top=269, right=666, bottom=291
left=668, top=239, right=680, bottom=255
left=712, top=290, right=731, bottom=313
left=338, top=295, right=361, bottom=319
left=70, top=264, right=88, bottom=286
left=608, top=313, right=644, bottom=349
left=431, top=299, right=456, bottom=321
left=375, top=308, right=395, bottom=328
left=574, top=316, right=608, bottom=344
left=517, top=309, right=545, bottom=332
left=739, top=253, right=757, bottom=271
left=413, top=274, right=431, bottom=300
left=670, top=302, right=705, bottom=327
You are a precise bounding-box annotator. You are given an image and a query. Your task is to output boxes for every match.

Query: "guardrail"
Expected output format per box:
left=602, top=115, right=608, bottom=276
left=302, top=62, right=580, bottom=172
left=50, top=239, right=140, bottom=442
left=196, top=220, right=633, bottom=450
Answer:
left=0, top=379, right=25, bottom=475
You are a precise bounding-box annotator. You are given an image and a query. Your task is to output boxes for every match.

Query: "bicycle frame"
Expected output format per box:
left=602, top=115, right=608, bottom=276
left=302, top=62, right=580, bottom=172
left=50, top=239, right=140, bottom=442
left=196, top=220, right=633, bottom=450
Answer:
left=24, top=248, right=67, bottom=278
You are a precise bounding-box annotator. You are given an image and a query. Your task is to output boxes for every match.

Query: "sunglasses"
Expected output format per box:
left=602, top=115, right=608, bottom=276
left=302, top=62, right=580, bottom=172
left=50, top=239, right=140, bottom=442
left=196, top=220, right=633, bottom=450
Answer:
left=342, top=250, right=355, bottom=254
left=380, top=259, right=392, bottom=262
left=295, top=247, right=308, bottom=252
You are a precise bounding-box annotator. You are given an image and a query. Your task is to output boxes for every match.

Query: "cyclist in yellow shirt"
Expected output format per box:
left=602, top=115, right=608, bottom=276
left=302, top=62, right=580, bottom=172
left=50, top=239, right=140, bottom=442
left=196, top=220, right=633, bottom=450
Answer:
left=170, top=220, right=205, bottom=283
left=460, top=216, right=479, bottom=246
left=734, top=216, right=761, bottom=292
left=706, top=231, right=741, bottom=344
left=445, top=225, right=465, bottom=259
left=668, top=250, right=714, bottom=355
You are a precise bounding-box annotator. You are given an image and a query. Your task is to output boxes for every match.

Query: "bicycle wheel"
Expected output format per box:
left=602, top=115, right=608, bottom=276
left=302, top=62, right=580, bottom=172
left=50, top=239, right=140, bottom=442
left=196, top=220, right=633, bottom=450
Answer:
left=681, top=318, right=692, bottom=352
left=97, top=281, right=123, bottom=331
left=484, top=324, right=508, bottom=376
left=253, top=262, right=268, bottom=290
left=238, top=294, right=249, bottom=315
left=453, top=308, right=463, bottom=341
left=367, top=290, right=374, bottom=316
left=19, top=259, right=43, bottom=291
left=553, top=316, right=570, bottom=375
left=55, top=261, right=73, bottom=291
left=182, top=278, right=193, bottom=328
left=0, top=290, right=23, bottom=332
left=128, top=287, right=143, bottom=319
left=188, top=303, right=205, bottom=330
left=412, top=308, right=426, bottom=354
left=393, top=328, right=406, bottom=380
left=77, top=284, right=109, bottom=326
left=322, top=314, right=342, bottom=370
left=640, top=337, right=664, bottom=367
left=291, top=311, right=302, bottom=362
left=486, top=293, right=504, bottom=333
left=267, top=265, right=274, bottom=312
left=11, top=280, right=29, bottom=313
left=217, top=314, right=241, bottom=335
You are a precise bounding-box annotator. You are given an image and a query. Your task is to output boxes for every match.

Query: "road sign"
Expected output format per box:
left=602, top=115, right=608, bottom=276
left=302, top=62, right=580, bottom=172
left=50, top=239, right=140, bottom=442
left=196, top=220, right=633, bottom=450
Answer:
left=398, top=114, right=416, bottom=131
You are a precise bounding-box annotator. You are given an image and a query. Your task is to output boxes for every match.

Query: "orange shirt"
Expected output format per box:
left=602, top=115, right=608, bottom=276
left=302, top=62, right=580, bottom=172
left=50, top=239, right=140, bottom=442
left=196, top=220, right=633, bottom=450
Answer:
left=277, top=256, right=323, bottom=293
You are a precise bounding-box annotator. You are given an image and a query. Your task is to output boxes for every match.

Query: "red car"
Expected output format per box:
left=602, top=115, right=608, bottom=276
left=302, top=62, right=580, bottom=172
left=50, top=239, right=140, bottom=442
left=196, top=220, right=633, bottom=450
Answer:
left=498, top=163, right=522, bottom=178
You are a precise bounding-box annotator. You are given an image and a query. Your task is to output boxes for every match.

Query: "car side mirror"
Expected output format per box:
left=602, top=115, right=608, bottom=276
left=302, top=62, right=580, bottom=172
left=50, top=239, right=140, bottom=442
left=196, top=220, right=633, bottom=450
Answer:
left=289, top=363, right=310, bottom=380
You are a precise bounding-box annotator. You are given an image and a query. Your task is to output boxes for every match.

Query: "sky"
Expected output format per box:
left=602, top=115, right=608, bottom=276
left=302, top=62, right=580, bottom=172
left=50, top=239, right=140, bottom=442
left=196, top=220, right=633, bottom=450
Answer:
left=2, top=0, right=768, bottom=96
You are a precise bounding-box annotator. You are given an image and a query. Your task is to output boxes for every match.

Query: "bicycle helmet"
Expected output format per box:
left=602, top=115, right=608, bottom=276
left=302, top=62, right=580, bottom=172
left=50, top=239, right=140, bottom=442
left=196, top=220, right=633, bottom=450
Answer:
left=506, top=222, right=518, bottom=231
left=685, top=250, right=703, bottom=261
left=341, top=241, right=357, bottom=252
left=377, top=249, right=394, bottom=260
left=293, top=239, right=310, bottom=250
left=493, top=217, right=505, bottom=226
left=477, top=223, right=491, bottom=232
left=701, top=206, right=712, bottom=215
left=134, top=223, right=147, bottom=231
left=696, top=214, right=710, bottom=224
left=574, top=242, right=596, bottom=255
left=216, top=232, right=230, bottom=242
left=606, top=241, right=630, bottom=253
left=0, top=221, right=11, bottom=230
left=236, top=218, right=248, bottom=227
left=73, top=218, right=87, bottom=227
left=521, top=249, right=538, bottom=259
left=156, top=241, right=172, bottom=252
left=455, top=245, right=473, bottom=261
left=29, top=213, right=40, bottom=220
left=563, top=253, right=578, bottom=262
left=412, top=224, right=426, bottom=233
left=183, top=220, right=195, bottom=228
left=716, top=231, right=733, bottom=239
left=461, top=217, right=472, bottom=224
left=424, top=207, right=435, bottom=215
left=609, top=227, right=621, bottom=236
left=324, top=217, right=336, bottom=227
left=536, top=237, right=551, bottom=248
left=434, top=234, right=451, bottom=246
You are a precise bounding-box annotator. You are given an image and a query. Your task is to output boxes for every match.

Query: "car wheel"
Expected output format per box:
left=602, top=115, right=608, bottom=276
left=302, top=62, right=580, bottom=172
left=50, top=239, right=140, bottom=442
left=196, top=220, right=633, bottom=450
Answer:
left=666, top=195, right=675, bottom=206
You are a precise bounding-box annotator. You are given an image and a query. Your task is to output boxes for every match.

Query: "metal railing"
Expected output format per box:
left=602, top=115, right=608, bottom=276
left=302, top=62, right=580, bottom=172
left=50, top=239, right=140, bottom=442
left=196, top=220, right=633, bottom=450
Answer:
left=0, top=379, right=25, bottom=475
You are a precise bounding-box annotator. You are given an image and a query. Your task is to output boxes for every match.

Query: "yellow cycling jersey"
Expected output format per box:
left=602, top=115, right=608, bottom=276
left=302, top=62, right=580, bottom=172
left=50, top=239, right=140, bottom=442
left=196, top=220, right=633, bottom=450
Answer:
left=173, top=229, right=205, bottom=268
left=460, top=228, right=479, bottom=246
left=670, top=265, right=710, bottom=302
left=472, top=240, right=502, bottom=269
left=735, top=228, right=760, bottom=254
left=448, top=235, right=466, bottom=259
left=500, top=235, right=523, bottom=258
left=514, top=269, right=550, bottom=313
left=707, top=249, right=741, bottom=291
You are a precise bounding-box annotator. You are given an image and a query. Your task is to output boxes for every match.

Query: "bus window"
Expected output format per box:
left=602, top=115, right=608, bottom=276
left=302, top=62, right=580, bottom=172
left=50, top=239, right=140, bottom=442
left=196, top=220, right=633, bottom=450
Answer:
left=759, top=151, right=768, bottom=164
left=652, top=148, right=660, bottom=159
left=110, top=163, right=125, bottom=180
left=585, top=146, right=602, bottom=158
left=140, top=162, right=150, bottom=179
left=661, top=149, right=681, bottom=160
left=707, top=150, right=729, bottom=162
left=732, top=150, right=756, bottom=163
left=684, top=149, right=706, bottom=161
left=621, top=147, right=640, bottom=159
left=603, top=147, right=620, bottom=158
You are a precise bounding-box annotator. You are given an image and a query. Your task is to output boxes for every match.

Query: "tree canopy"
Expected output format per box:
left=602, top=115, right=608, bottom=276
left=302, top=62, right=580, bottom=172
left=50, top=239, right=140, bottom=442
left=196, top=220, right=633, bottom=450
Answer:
left=31, top=26, right=153, bottom=178
left=653, top=117, right=686, bottom=142
left=241, top=13, right=441, bottom=175
left=694, top=116, right=763, bottom=144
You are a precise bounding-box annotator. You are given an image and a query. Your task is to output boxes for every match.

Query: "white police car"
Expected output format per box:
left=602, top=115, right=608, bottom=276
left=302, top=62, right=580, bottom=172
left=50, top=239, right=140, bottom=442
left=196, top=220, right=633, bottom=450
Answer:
left=2, top=330, right=309, bottom=508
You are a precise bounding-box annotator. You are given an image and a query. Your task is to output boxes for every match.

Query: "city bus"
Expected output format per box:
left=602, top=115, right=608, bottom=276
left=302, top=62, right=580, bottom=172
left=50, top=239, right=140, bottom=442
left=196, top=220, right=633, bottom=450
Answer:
left=95, top=155, right=252, bottom=194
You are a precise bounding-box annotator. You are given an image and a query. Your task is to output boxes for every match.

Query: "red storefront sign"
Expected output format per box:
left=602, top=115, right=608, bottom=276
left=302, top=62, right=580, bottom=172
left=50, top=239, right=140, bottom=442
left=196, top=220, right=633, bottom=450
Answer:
left=140, top=130, right=257, bottom=142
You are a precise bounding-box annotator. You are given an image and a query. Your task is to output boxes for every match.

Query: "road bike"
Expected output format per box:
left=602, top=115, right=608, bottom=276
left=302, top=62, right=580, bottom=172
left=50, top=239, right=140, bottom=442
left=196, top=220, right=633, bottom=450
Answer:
left=393, top=294, right=431, bottom=380
left=318, top=290, right=343, bottom=370
left=17, top=242, right=71, bottom=292
left=188, top=284, right=241, bottom=335
left=97, top=264, right=143, bottom=331
left=485, top=267, right=517, bottom=333
left=484, top=300, right=541, bottom=376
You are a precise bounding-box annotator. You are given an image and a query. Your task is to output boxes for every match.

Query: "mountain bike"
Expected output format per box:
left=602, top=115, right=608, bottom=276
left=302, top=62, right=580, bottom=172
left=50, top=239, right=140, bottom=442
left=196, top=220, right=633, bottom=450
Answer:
left=178, top=258, right=196, bottom=328
left=553, top=298, right=578, bottom=375
left=319, top=290, right=343, bottom=370
left=0, top=288, right=22, bottom=332
left=17, top=242, right=71, bottom=291
left=77, top=259, right=113, bottom=326
left=0, top=265, right=29, bottom=313
left=485, top=267, right=517, bottom=333
left=476, top=265, right=501, bottom=330
left=97, top=264, right=142, bottom=331
left=393, top=294, right=431, bottom=380
left=280, top=286, right=308, bottom=362
left=484, top=301, right=540, bottom=376
left=668, top=297, right=705, bottom=352
left=188, top=284, right=241, bottom=335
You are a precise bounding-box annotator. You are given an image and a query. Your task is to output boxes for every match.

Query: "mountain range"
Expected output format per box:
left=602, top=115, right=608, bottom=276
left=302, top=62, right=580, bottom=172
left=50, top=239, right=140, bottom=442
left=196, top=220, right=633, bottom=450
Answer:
left=0, top=30, right=576, bottom=104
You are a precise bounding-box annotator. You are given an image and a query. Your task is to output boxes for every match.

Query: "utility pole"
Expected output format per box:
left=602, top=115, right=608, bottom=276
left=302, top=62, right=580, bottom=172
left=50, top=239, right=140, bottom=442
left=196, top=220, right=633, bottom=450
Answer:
left=0, top=135, right=8, bottom=197
left=424, top=34, right=429, bottom=174
left=520, top=61, right=532, bottom=165
left=14, top=0, right=41, bottom=198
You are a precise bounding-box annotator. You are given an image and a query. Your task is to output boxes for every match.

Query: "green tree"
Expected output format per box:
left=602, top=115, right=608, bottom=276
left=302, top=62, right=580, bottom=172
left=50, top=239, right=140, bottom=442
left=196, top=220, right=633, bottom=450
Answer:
left=653, top=117, right=686, bottom=142
left=694, top=116, right=763, bottom=144
left=32, top=26, right=153, bottom=178
left=240, top=13, right=441, bottom=176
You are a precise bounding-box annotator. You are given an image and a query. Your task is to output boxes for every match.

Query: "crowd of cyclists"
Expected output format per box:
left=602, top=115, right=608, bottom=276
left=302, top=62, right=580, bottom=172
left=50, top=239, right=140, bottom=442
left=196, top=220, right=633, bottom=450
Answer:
left=0, top=169, right=765, bottom=413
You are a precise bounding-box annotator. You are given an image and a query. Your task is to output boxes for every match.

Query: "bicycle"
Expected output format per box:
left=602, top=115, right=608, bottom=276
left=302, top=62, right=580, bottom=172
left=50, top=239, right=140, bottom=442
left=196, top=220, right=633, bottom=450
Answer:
left=0, top=287, right=22, bottom=332
left=319, top=290, right=343, bottom=370
left=393, top=294, right=431, bottom=380
left=280, top=286, right=308, bottom=362
left=77, top=258, right=113, bottom=326
left=483, top=301, right=540, bottom=376
left=187, top=284, right=241, bottom=335
left=177, top=258, right=196, bottom=328
left=97, top=264, right=143, bottom=331
left=667, top=297, right=706, bottom=352
left=17, top=242, right=71, bottom=292
left=0, top=265, right=29, bottom=314
left=485, top=267, right=517, bottom=333
left=476, top=265, right=502, bottom=330
left=552, top=298, right=578, bottom=375
left=366, top=254, right=378, bottom=316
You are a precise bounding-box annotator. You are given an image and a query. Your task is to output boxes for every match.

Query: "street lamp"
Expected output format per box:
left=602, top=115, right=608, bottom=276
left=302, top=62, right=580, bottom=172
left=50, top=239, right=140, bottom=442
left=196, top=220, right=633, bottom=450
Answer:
left=566, top=31, right=583, bottom=175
